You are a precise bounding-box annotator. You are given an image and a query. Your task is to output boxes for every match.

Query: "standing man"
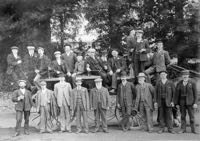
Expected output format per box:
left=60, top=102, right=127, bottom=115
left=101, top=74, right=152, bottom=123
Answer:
left=23, top=46, right=38, bottom=86
left=54, top=74, right=72, bottom=133
left=175, top=70, right=198, bottom=134
left=36, top=81, right=54, bottom=134
left=12, top=80, right=33, bottom=136
left=51, top=51, right=69, bottom=77
left=155, top=70, right=176, bottom=134
left=116, top=72, right=135, bottom=131
left=135, top=73, right=155, bottom=133
left=7, top=46, right=25, bottom=83
left=90, top=78, right=111, bottom=133
left=34, top=47, right=51, bottom=89
left=108, top=49, right=126, bottom=93
left=71, top=78, right=89, bottom=134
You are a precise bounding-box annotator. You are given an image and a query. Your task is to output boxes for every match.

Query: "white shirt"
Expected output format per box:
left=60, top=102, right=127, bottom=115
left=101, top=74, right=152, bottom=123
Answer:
left=20, top=88, right=25, bottom=95
left=56, top=59, right=61, bottom=65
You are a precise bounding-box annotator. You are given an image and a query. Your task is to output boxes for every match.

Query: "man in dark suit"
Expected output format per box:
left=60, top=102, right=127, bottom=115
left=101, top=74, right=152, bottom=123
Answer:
left=116, top=72, right=135, bottom=131
left=23, top=46, right=38, bottom=86
left=12, top=80, right=33, bottom=136
left=108, top=49, right=126, bottom=92
left=154, top=70, right=176, bottom=134
left=71, top=78, right=89, bottom=134
left=90, top=78, right=111, bottom=133
left=175, top=70, right=198, bottom=134
left=7, top=46, right=25, bottom=83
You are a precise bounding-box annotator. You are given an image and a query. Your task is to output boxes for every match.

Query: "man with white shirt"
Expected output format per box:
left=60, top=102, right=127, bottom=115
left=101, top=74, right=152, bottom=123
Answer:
left=54, top=74, right=72, bottom=133
left=12, top=80, right=33, bottom=136
left=51, top=51, right=69, bottom=77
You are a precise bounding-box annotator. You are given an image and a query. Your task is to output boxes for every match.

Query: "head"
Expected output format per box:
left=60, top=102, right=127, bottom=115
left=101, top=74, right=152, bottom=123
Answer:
left=38, top=47, right=44, bottom=56
left=75, top=78, right=82, bottom=87
left=64, top=45, right=71, bottom=53
left=129, top=30, right=136, bottom=37
left=95, top=78, right=102, bottom=89
left=137, top=73, right=146, bottom=84
left=181, top=70, right=190, bottom=82
left=40, top=81, right=47, bottom=90
left=18, top=80, right=26, bottom=89
left=27, top=46, right=35, bottom=55
left=159, top=71, right=168, bottom=80
left=11, top=46, right=18, bottom=55
left=59, top=76, right=65, bottom=82
left=157, top=41, right=164, bottom=51
left=88, top=48, right=96, bottom=58
left=77, top=55, right=83, bottom=62
left=135, top=30, right=143, bottom=39
left=112, top=50, right=118, bottom=57
left=121, top=72, right=127, bottom=83
left=54, top=51, right=61, bottom=59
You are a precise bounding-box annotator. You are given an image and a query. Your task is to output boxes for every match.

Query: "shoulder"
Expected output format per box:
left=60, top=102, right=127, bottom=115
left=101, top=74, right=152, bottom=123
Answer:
left=188, top=79, right=196, bottom=85
left=13, top=89, right=19, bottom=93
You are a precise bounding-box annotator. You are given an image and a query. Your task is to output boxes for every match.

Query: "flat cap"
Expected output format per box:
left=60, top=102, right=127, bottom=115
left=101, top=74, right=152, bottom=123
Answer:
left=11, top=46, right=19, bottom=50
left=88, top=48, right=96, bottom=53
left=18, top=80, right=26, bottom=84
left=27, top=46, right=35, bottom=50
left=136, top=30, right=144, bottom=34
left=75, top=77, right=82, bottom=83
left=181, top=70, right=190, bottom=75
left=40, top=80, right=47, bottom=86
left=54, top=51, right=61, bottom=56
left=137, top=72, right=146, bottom=78
left=94, top=78, right=102, bottom=82
left=38, top=47, right=44, bottom=51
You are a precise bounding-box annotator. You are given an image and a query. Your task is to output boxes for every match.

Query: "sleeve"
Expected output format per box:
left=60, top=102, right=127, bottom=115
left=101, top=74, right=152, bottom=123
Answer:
left=12, top=90, right=19, bottom=102
left=131, top=84, right=136, bottom=100
left=89, top=89, right=93, bottom=109
left=28, top=91, right=34, bottom=107
left=192, top=81, right=198, bottom=104
left=120, top=58, right=126, bottom=71
left=134, top=87, right=139, bottom=110
left=7, top=55, right=18, bottom=66
left=164, top=51, right=171, bottom=65
left=144, top=40, right=150, bottom=53
left=106, top=88, right=111, bottom=108
left=73, top=62, right=78, bottom=73
left=149, top=84, right=155, bottom=102
left=155, top=83, right=159, bottom=103
left=171, top=82, right=176, bottom=103
left=116, top=85, right=120, bottom=106
left=174, top=83, right=180, bottom=105
left=85, top=89, right=90, bottom=110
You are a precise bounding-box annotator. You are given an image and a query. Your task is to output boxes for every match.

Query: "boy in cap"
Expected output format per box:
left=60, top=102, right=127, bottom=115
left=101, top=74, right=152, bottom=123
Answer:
left=51, top=51, right=69, bottom=77
left=12, top=80, right=33, bottom=136
left=135, top=73, right=155, bottom=133
left=36, top=80, right=54, bottom=133
left=154, top=70, right=176, bottom=134
left=71, top=78, right=89, bottom=134
left=116, top=72, right=136, bottom=131
left=175, top=70, right=198, bottom=134
left=54, top=74, right=72, bottom=133
left=90, top=78, right=111, bottom=133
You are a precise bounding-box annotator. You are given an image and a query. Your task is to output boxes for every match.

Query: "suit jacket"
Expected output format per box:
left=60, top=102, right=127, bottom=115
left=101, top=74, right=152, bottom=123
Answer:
left=135, top=82, right=155, bottom=110
left=7, top=53, right=22, bottom=74
left=36, top=89, right=53, bottom=110
left=51, top=59, right=69, bottom=76
left=23, top=53, right=38, bottom=73
left=108, top=56, right=126, bottom=73
left=155, top=80, right=175, bottom=107
left=36, top=55, right=51, bottom=76
left=12, top=89, right=33, bottom=111
left=175, top=79, right=197, bottom=106
left=71, top=87, right=89, bottom=111
left=90, top=87, right=111, bottom=110
left=61, top=52, right=77, bottom=73
left=73, top=61, right=85, bottom=74
left=54, top=82, right=72, bottom=107
left=152, top=50, right=171, bottom=72
left=85, top=56, right=102, bottom=71
left=116, top=82, right=136, bottom=107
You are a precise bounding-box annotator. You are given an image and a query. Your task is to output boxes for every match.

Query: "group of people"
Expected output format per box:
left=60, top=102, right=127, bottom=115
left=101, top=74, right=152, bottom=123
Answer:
left=9, top=29, right=199, bottom=136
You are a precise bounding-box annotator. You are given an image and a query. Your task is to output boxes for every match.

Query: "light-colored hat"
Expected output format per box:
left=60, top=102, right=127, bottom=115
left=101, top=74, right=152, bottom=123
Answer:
left=11, top=46, right=19, bottom=50
left=75, top=77, right=82, bottom=83
left=38, top=47, right=44, bottom=51
left=136, top=30, right=144, bottom=34
left=88, top=48, right=96, bottom=53
left=94, top=78, right=102, bottom=82
left=137, top=73, right=146, bottom=78
left=18, top=80, right=26, bottom=84
left=40, top=80, right=47, bottom=86
left=54, top=51, right=61, bottom=56
left=27, top=46, right=35, bottom=50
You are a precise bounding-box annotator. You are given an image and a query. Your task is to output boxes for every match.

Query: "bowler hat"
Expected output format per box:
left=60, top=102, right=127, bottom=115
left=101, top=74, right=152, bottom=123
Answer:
left=181, top=70, right=190, bottom=75
left=11, top=46, right=19, bottom=50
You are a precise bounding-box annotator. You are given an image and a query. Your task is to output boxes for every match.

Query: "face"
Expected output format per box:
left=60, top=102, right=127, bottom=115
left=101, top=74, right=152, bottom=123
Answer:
left=157, top=42, right=163, bottom=51
left=12, top=49, right=18, bottom=54
left=76, top=82, right=82, bottom=87
left=136, top=32, right=143, bottom=38
left=77, top=56, right=83, bottom=62
left=160, top=72, right=167, bottom=79
left=55, top=54, right=61, bottom=59
left=28, top=49, right=34, bottom=55
left=59, top=76, right=65, bottom=81
left=130, top=30, right=135, bottom=37
left=41, top=85, right=46, bottom=90
left=88, top=51, right=95, bottom=57
left=65, top=46, right=71, bottom=52
left=19, top=82, right=26, bottom=89
left=138, top=77, right=145, bottom=84
left=112, top=51, right=118, bottom=57
left=121, top=78, right=127, bottom=82
left=95, top=82, right=102, bottom=89
left=38, top=49, right=44, bottom=55
left=182, top=74, right=189, bottom=81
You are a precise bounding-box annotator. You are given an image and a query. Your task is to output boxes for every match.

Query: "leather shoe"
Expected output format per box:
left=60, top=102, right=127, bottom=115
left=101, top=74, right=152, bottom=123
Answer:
left=192, top=130, right=199, bottom=134
left=76, top=130, right=81, bottom=134
left=178, top=130, right=186, bottom=134
left=84, top=130, right=89, bottom=134
left=103, top=129, right=109, bottom=133
left=14, top=132, right=20, bottom=137
left=169, top=130, right=176, bottom=134
left=158, top=129, right=164, bottom=134
left=24, top=130, right=30, bottom=135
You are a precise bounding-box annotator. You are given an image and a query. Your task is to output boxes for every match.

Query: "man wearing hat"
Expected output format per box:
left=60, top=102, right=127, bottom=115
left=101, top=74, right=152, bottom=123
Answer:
left=154, top=70, right=176, bottom=134
left=34, top=47, right=51, bottom=89
left=72, top=52, right=85, bottom=76
left=90, top=77, right=111, bottom=133
left=135, top=73, right=155, bottom=133
left=54, top=74, right=72, bottom=133
left=7, top=46, right=24, bottom=83
left=175, top=70, right=198, bottom=134
left=108, top=49, right=126, bottom=93
left=71, top=78, right=89, bottom=134
left=51, top=51, right=69, bottom=78
left=98, top=50, right=110, bottom=73
left=23, top=46, right=38, bottom=86
left=116, top=72, right=136, bottom=131
left=36, top=80, right=54, bottom=133
left=132, top=30, right=150, bottom=77
left=12, top=80, right=33, bottom=136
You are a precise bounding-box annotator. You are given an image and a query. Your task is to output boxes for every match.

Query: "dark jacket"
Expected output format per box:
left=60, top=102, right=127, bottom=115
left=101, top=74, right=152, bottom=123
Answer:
left=23, top=53, right=38, bottom=73
left=155, top=80, right=175, bottom=107
left=116, top=82, right=136, bottom=107
left=108, top=56, right=126, bottom=73
left=61, top=52, right=77, bottom=73
left=12, top=89, right=33, bottom=111
left=36, top=55, right=51, bottom=76
left=51, top=59, right=69, bottom=76
left=90, top=87, right=111, bottom=110
left=175, top=79, right=197, bottom=106
left=85, top=56, right=102, bottom=71
left=7, top=53, right=22, bottom=75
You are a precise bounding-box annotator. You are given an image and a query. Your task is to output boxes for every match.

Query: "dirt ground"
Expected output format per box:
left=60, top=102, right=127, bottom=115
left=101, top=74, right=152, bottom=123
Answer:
left=0, top=109, right=199, bottom=141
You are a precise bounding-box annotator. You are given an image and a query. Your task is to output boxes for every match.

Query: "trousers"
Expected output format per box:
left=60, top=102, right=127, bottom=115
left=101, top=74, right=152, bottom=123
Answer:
left=94, top=103, right=107, bottom=130
left=15, top=111, right=30, bottom=133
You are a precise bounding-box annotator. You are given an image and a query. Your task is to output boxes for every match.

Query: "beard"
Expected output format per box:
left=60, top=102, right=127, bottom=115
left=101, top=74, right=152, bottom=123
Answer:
left=20, top=86, right=25, bottom=89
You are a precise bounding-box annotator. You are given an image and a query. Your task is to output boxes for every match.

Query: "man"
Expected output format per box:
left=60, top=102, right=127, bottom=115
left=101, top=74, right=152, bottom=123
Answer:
left=108, top=49, right=126, bottom=92
left=54, top=74, right=72, bottom=133
left=116, top=72, right=135, bottom=131
left=132, top=30, right=150, bottom=77
left=72, top=52, right=85, bottom=77
left=175, top=70, right=198, bottom=134
left=23, top=46, right=38, bottom=86
left=34, top=47, right=51, bottom=89
left=7, top=46, right=25, bottom=83
left=85, top=48, right=109, bottom=87
left=90, top=78, right=111, bottom=133
left=36, top=81, right=54, bottom=133
left=154, top=70, right=176, bottom=134
left=145, top=41, right=171, bottom=81
left=51, top=51, right=69, bottom=77
left=71, top=78, right=89, bottom=134
left=12, top=80, right=33, bottom=136
left=135, top=73, right=154, bottom=133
